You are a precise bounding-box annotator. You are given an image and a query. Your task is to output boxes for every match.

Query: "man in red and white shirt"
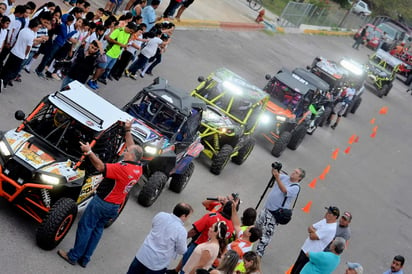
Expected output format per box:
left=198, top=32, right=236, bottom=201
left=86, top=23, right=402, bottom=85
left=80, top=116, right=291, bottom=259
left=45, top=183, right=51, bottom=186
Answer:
left=58, top=121, right=143, bottom=268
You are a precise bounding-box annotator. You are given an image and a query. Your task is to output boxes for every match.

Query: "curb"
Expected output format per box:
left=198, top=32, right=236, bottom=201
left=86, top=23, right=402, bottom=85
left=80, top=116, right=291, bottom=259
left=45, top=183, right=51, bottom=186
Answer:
left=175, top=19, right=355, bottom=36
left=174, top=19, right=265, bottom=31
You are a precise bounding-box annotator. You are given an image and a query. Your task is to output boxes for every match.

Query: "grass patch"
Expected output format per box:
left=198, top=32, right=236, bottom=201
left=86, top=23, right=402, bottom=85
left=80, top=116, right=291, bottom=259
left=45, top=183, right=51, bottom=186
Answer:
left=262, top=0, right=289, bottom=16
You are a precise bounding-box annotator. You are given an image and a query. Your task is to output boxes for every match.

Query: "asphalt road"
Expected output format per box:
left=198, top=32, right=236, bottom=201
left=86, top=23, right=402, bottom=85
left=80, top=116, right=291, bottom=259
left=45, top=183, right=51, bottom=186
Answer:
left=0, top=29, right=411, bottom=274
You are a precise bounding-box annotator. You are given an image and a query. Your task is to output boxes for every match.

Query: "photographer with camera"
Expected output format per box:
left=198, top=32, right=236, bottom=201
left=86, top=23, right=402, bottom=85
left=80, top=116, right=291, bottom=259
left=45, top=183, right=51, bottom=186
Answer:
left=255, top=163, right=305, bottom=257
left=202, top=193, right=239, bottom=213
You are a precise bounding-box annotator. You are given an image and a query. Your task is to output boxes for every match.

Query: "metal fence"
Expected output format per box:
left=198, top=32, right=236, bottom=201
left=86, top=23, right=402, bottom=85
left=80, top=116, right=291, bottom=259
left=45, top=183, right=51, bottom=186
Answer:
left=276, top=1, right=374, bottom=30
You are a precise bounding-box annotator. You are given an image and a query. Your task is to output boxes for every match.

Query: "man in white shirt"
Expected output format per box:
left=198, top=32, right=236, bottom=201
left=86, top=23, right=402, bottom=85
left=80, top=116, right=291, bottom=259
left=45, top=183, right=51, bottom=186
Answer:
left=0, top=17, right=41, bottom=92
left=126, top=202, right=193, bottom=273
left=290, top=206, right=339, bottom=274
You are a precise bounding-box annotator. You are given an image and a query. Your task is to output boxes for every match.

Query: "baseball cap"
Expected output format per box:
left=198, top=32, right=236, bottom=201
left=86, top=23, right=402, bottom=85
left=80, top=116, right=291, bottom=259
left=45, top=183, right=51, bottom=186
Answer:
left=342, top=211, right=352, bottom=221
left=325, top=206, right=340, bottom=217
left=347, top=262, right=363, bottom=274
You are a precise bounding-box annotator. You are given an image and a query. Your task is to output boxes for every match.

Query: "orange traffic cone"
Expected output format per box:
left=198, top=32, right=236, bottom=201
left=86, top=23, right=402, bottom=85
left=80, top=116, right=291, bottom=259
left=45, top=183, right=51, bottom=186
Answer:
left=331, top=148, right=339, bottom=160
left=308, top=178, right=317, bottom=189
left=285, top=264, right=294, bottom=274
left=302, top=201, right=312, bottom=213
left=379, top=106, right=388, bottom=114
left=256, top=9, right=265, bottom=23
left=370, top=118, right=375, bottom=124
left=344, top=146, right=351, bottom=154
left=348, top=134, right=356, bottom=144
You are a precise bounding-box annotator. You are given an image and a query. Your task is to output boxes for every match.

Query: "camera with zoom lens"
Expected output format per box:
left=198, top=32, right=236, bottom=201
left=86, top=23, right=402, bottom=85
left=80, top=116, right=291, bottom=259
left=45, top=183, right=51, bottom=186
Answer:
left=271, top=161, right=282, bottom=171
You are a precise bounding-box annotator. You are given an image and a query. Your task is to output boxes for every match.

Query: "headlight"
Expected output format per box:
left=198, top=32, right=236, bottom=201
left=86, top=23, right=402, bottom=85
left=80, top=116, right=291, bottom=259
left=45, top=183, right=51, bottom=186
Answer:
left=259, top=113, right=271, bottom=124
left=40, top=174, right=61, bottom=185
left=0, top=140, right=12, bottom=157
left=144, top=146, right=158, bottom=155
left=276, top=116, right=287, bottom=122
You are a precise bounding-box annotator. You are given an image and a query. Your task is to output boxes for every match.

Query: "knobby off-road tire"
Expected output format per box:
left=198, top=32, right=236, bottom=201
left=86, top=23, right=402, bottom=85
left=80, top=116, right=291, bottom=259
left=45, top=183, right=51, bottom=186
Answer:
left=36, top=198, right=78, bottom=250
left=232, top=138, right=256, bottom=165
left=210, top=144, right=233, bottom=175
left=104, top=193, right=130, bottom=228
left=378, top=84, right=389, bottom=98
left=288, top=125, right=307, bottom=150
left=350, top=97, right=362, bottom=114
left=384, top=83, right=392, bottom=96
left=271, top=131, right=292, bottom=157
left=138, top=172, right=168, bottom=207
left=318, top=107, right=332, bottom=127
left=169, top=162, right=195, bottom=193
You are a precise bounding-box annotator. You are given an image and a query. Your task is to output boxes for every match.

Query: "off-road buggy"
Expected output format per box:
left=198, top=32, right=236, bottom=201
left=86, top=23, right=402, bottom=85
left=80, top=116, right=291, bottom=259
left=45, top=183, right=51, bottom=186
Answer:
left=309, top=57, right=366, bottom=116
left=0, top=81, right=132, bottom=250
left=190, top=68, right=269, bottom=175
left=365, top=49, right=403, bottom=97
left=291, top=68, right=332, bottom=134
left=123, top=77, right=206, bottom=206
left=259, top=69, right=316, bottom=157
left=390, top=50, right=412, bottom=85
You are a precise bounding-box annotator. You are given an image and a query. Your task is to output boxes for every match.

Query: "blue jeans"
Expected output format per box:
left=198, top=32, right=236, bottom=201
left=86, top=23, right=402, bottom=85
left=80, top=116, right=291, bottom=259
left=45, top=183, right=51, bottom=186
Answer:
left=101, top=55, right=118, bottom=79
left=61, top=76, right=74, bottom=89
left=67, top=196, right=119, bottom=266
left=127, top=257, right=166, bottom=274
left=128, top=53, right=148, bottom=74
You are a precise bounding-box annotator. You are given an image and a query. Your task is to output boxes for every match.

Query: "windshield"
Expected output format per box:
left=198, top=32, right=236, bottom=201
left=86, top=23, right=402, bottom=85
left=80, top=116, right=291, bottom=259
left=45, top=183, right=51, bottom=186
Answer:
left=126, top=94, right=186, bottom=138
left=197, top=79, right=254, bottom=122
left=25, top=102, right=97, bottom=159
left=265, top=78, right=304, bottom=112
left=369, top=55, right=396, bottom=73
left=366, top=25, right=382, bottom=40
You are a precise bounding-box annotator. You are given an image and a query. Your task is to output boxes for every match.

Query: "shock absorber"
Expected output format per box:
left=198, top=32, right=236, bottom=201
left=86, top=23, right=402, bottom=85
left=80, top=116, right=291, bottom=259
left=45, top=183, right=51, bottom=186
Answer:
left=41, top=189, right=51, bottom=208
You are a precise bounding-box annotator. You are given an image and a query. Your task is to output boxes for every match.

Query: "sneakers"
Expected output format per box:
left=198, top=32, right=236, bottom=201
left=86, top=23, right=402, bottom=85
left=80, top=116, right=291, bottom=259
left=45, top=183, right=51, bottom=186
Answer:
left=331, top=123, right=337, bottom=130
left=87, top=79, right=99, bottom=90
left=24, top=67, right=30, bottom=73
left=139, top=73, right=144, bottom=78
left=45, top=71, right=53, bottom=79
left=129, top=74, right=138, bottom=80
left=125, top=69, right=131, bottom=77
left=97, top=78, right=107, bottom=85
left=57, top=250, right=76, bottom=265
left=35, top=69, right=45, bottom=78
left=52, top=73, right=61, bottom=80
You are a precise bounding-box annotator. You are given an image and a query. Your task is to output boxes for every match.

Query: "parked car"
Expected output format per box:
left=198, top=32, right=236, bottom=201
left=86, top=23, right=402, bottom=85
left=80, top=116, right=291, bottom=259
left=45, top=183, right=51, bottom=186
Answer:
left=354, top=24, right=383, bottom=50
left=350, top=0, right=372, bottom=16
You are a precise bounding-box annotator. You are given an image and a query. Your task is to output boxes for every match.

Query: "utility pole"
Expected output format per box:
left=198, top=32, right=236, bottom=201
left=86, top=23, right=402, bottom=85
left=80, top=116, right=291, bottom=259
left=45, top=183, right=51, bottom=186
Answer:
left=338, top=1, right=357, bottom=28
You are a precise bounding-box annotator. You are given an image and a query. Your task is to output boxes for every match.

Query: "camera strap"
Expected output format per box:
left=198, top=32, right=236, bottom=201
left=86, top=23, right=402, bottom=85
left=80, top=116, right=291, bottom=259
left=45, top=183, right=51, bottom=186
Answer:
left=281, top=183, right=300, bottom=209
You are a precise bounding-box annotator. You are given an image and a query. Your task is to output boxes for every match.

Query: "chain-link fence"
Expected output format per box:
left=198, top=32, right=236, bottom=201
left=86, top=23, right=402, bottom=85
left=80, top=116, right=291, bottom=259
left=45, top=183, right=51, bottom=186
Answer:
left=273, top=1, right=374, bottom=30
